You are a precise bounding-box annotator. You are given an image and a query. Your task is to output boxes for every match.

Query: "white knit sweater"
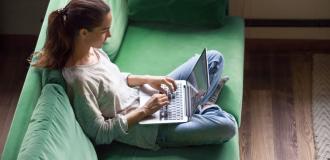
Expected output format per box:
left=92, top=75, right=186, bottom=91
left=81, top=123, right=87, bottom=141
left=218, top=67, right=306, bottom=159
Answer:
left=62, top=49, right=159, bottom=150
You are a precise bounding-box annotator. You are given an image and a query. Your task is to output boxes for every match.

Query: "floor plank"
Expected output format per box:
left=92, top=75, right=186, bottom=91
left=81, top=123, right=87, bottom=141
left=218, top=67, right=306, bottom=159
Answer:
left=250, top=90, right=275, bottom=160
left=291, top=54, right=315, bottom=160
left=239, top=84, right=252, bottom=160
left=271, top=54, right=298, bottom=160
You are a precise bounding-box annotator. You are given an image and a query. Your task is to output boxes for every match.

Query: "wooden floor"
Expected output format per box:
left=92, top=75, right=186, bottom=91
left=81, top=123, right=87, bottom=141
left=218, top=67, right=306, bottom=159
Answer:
left=240, top=51, right=316, bottom=160
left=0, top=38, right=322, bottom=159
left=0, top=39, right=33, bottom=156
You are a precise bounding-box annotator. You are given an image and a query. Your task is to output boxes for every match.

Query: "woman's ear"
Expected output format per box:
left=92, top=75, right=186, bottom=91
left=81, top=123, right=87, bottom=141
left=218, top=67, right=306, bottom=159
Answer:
left=79, top=28, right=89, bottom=38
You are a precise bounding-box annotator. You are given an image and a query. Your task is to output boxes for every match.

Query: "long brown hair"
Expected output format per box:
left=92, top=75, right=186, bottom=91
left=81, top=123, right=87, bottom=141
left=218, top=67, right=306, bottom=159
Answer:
left=32, top=0, right=110, bottom=69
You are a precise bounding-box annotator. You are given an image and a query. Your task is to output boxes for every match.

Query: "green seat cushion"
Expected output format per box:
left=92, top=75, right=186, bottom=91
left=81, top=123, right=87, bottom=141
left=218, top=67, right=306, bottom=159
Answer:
left=17, top=84, right=97, bottom=160
left=128, top=0, right=228, bottom=27
left=104, top=16, right=244, bottom=160
left=114, top=16, right=244, bottom=126
left=96, top=134, right=239, bottom=160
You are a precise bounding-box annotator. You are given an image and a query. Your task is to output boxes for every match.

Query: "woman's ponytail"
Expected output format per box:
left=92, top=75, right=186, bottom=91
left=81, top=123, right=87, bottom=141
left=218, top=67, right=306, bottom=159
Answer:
left=32, top=8, right=73, bottom=69
left=31, top=0, right=110, bottom=69
left=44, top=8, right=73, bottom=69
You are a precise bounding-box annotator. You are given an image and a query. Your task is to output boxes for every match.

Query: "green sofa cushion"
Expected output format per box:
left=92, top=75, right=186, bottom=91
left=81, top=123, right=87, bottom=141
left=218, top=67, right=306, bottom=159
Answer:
left=114, top=16, right=244, bottom=126
left=96, top=16, right=244, bottom=160
left=128, top=0, right=228, bottom=27
left=17, top=84, right=97, bottom=160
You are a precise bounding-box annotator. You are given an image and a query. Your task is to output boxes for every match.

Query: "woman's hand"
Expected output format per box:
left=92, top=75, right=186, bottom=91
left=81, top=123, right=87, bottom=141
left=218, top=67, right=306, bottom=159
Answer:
left=141, top=93, right=169, bottom=116
left=124, top=93, right=169, bottom=127
left=146, top=76, right=177, bottom=93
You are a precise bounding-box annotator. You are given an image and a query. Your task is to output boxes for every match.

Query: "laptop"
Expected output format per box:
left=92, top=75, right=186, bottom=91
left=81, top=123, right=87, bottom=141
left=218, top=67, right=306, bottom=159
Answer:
left=138, top=48, right=210, bottom=125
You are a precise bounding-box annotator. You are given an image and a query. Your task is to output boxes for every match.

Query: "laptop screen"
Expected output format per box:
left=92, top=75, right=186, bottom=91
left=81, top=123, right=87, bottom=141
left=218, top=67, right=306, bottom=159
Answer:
left=187, top=49, right=209, bottom=106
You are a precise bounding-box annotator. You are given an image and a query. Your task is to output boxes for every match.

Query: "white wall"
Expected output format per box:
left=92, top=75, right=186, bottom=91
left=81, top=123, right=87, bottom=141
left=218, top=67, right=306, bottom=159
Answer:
left=230, top=0, right=330, bottom=39
left=0, top=0, right=49, bottom=35
left=230, top=0, right=330, bottom=19
left=243, top=0, right=330, bottom=19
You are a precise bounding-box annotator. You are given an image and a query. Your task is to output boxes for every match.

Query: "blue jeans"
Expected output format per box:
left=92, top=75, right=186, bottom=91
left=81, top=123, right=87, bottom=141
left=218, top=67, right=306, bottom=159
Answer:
left=156, top=50, right=237, bottom=147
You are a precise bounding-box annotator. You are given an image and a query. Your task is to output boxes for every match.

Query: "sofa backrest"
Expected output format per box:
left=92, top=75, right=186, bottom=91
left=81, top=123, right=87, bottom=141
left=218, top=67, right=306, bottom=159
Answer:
left=127, top=0, right=229, bottom=27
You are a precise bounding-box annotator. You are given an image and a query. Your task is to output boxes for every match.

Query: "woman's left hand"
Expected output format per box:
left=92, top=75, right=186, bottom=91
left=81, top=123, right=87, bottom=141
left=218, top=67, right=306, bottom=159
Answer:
left=146, top=76, right=177, bottom=93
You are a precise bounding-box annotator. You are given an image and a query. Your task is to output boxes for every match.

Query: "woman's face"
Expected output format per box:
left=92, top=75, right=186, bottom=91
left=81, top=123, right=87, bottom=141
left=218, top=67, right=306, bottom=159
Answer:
left=86, top=12, right=112, bottom=48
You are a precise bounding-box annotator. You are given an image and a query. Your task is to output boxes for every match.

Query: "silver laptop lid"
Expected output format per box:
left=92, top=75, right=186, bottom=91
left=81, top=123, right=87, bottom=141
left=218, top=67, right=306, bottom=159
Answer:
left=186, top=48, right=209, bottom=110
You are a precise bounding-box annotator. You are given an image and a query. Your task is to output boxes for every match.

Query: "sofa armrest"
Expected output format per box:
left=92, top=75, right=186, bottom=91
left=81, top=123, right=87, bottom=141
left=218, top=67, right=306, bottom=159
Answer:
left=1, top=68, right=43, bottom=160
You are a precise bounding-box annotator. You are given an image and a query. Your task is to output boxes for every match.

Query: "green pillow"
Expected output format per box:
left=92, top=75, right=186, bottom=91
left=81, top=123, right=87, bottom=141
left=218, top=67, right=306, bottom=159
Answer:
left=128, top=0, right=228, bottom=27
left=17, top=84, right=97, bottom=160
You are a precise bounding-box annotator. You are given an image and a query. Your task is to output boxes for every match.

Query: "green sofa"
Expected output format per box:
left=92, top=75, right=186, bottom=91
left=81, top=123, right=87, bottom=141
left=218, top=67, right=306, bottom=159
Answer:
left=1, top=0, right=244, bottom=159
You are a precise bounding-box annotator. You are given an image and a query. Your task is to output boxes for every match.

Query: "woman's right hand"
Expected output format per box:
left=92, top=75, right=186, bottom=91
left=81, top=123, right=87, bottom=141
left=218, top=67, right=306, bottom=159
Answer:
left=142, top=93, right=169, bottom=116
left=125, top=93, right=169, bottom=127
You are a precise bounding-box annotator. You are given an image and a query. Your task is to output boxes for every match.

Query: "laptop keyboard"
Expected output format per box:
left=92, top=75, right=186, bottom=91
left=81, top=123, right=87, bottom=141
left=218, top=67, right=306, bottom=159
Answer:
left=159, top=83, right=184, bottom=120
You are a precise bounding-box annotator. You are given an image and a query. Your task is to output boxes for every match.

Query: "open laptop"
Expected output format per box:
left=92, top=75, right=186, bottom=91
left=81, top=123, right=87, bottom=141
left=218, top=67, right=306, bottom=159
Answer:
left=138, top=48, right=209, bottom=125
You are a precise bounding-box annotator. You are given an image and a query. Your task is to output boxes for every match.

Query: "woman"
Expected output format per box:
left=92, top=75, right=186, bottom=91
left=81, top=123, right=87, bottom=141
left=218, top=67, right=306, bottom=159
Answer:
left=32, top=0, right=237, bottom=150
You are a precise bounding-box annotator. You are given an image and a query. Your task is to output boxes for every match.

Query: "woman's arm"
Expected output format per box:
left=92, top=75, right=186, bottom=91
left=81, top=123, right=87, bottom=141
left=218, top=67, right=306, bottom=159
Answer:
left=127, top=74, right=150, bottom=87
left=124, top=93, right=169, bottom=128
left=71, top=79, right=128, bottom=145
left=127, top=75, right=177, bottom=93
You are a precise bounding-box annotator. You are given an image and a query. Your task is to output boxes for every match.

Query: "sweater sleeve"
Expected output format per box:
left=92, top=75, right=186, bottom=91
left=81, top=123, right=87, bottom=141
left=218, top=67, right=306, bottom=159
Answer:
left=121, top=72, right=131, bottom=85
left=72, top=78, right=128, bottom=145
